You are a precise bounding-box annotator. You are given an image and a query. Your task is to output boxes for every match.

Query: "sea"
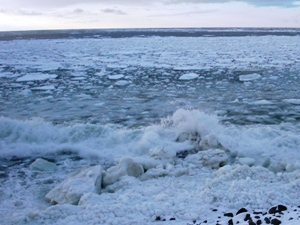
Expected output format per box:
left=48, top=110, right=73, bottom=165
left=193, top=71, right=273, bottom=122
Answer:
left=1, top=28, right=300, bottom=225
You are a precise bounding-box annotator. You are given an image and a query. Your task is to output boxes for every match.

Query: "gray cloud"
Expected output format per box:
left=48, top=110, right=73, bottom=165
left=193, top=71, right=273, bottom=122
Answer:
left=101, top=8, right=127, bottom=15
left=150, top=9, right=217, bottom=17
left=171, top=0, right=298, bottom=7
left=73, top=8, right=84, bottom=13
left=0, top=8, right=42, bottom=16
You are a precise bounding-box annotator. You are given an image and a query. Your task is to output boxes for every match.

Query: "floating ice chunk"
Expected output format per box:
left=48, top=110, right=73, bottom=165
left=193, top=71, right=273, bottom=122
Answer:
left=179, top=73, right=198, bottom=80
left=71, top=77, right=86, bottom=80
left=29, top=158, right=57, bottom=171
left=250, top=100, right=274, bottom=105
left=114, top=80, right=132, bottom=86
left=108, top=74, right=124, bottom=80
left=31, top=85, right=55, bottom=91
left=107, top=64, right=127, bottom=69
left=0, top=72, right=19, bottom=78
left=16, top=73, right=58, bottom=82
left=239, top=73, right=261, bottom=82
left=45, top=165, right=102, bottom=205
left=283, top=99, right=300, bottom=104
left=174, top=66, right=201, bottom=71
left=94, top=102, right=105, bottom=106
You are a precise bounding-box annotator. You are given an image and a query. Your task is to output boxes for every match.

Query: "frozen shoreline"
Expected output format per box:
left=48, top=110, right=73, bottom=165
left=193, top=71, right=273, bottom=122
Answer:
left=2, top=154, right=300, bottom=225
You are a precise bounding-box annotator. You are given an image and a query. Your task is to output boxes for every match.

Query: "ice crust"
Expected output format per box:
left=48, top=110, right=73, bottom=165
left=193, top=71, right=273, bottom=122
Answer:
left=2, top=110, right=300, bottom=224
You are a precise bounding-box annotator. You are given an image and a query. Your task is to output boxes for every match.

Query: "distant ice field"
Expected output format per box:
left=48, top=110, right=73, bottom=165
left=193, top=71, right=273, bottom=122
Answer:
left=0, top=32, right=300, bottom=126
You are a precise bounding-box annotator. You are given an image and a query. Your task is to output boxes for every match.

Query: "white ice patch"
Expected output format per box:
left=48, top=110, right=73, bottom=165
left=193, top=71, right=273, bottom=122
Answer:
left=283, top=99, right=300, bottom=105
left=239, top=73, right=261, bottom=82
left=31, top=85, right=56, bottom=91
left=114, top=80, right=131, bottom=86
left=16, top=73, right=58, bottom=82
left=250, top=100, right=274, bottom=105
left=174, top=66, right=201, bottom=71
left=179, top=73, right=198, bottom=80
left=0, top=72, right=20, bottom=78
left=107, top=64, right=127, bottom=69
left=108, top=74, right=125, bottom=80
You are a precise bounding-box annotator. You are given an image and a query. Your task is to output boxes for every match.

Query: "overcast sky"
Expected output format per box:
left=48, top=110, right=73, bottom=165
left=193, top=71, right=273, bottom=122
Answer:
left=0, top=0, right=299, bottom=31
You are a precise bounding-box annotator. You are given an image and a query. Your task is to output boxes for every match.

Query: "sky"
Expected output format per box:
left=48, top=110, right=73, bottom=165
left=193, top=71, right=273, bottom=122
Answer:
left=0, top=0, right=299, bottom=31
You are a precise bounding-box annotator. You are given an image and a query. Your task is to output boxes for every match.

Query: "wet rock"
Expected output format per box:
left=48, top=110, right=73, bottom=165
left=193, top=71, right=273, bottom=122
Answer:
left=264, top=217, right=271, bottom=224
left=224, top=212, right=234, bottom=217
left=271, top=218, right=281, bottom=225
left=236, top=208, right=248, bottom=215
left=268, top=205, right=287, bottom=214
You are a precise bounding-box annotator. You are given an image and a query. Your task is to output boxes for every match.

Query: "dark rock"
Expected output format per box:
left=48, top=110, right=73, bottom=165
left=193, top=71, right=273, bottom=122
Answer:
left=257, top=219, right=262, bottom=225
left=249, top=220, right=255, bottom=225
left=176, top=150, right=190, bottom=159
left=277, top=205, right=287, bottom=212
left=268, top=205, right=287, bottom=214
left=203, top=220, right=207, bottom=223
left=212, top=209, right=218, bottom=212
left=254, top=216, right=260, bottom=219
left=224, top=213, right=234, bottom=217
left=169, top=218, right=176, bottom=221
left=155, top=216, right=161, bottom=221
left=264, top=217, right=271, bottom=224
left=269, top=206, right=277, bottom=214
left=244, top=214, right=251, bottom=221
left=289, top=217, right=293, bottom=220
left=271, top=218, right=281, bottom=225
left=236, top=208, right=248, bottom=215
left=228, top=219, right=233, bottom=225
left=253, top=211, right=263, bottom=215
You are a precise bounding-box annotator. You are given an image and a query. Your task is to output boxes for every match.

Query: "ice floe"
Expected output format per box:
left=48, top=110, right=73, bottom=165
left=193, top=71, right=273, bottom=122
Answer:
left=16, top=73, right=58, bottom=82
left=178, top=73, right=198, bottom=80
left=239, top=73, right=261, bottom=82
